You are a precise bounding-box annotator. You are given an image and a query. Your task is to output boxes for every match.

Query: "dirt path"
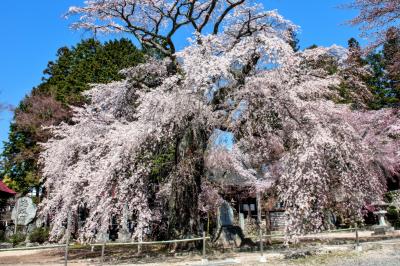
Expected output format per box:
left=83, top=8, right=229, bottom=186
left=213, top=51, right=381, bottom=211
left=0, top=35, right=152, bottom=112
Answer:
left=0, top=249, right=91, bottom=266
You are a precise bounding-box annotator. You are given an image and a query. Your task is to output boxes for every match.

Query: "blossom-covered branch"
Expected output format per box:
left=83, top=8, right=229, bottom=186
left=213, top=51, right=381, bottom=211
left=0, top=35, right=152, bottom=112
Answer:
left=39, top=1, right=400, bottom=243
left=346, top=0, right=400, bottom=48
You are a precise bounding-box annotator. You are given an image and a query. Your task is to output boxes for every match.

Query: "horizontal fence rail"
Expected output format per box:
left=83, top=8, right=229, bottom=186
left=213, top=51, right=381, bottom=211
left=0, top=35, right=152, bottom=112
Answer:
left=1, top=227, right=399, bottom=265
left=89, top=236, right=211, bottom=247
left=0, top=236, right=210, bottom=252
left=0, top=227, right=377, bottom=252
left=0, top=244, right=70, bottom=252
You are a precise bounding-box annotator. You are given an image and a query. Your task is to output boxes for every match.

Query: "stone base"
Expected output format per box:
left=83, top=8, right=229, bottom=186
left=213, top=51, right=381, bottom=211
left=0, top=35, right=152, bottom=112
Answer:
left=355, top=245, right=363, bottom=252
left=216, top=226, right=243, bottom=248
left=96, top=232, right=109, bottom=242
left=259, top=256, right=267, bottom=262
left=372, top=226, right=394, bottom=235
left=117, top=232, right=130, bottom=242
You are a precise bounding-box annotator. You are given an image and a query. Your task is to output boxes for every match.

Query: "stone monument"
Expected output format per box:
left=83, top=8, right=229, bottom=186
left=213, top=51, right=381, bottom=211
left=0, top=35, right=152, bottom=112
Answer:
left=216, top=201, right=250, bottom=248
left=219, top=201, right=234, bottom=226
left=118, top=203, right=131, bottom=242
left=11, top=197, right=37, bottom=226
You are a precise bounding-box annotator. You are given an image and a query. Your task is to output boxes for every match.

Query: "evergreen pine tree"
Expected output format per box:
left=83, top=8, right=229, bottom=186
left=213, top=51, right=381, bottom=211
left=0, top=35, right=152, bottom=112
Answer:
left=382, top=27, right=400, bottom=104
left=0, top=39, right=144, bottom=194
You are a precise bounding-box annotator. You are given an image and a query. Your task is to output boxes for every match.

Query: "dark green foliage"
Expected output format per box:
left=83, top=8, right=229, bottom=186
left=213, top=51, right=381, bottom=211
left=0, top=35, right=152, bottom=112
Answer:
left=29, top=227, right=50, bottom=244
left=384, top=190, right=395, bottom=202
left=348, top=38, right=359, bottom=48
left=8, top=232, right=26, bottom=247
left=336, top=82, right=353, bottom=104
left=364, top=28, right=400, bottom=109
left=306, top=44, right=318, bottom=50
left=384, top=191, right=400, bottom=229
left=347, top=38, right=365, bottom=66
left=366, top=51, right=399, bottom=109
left=287, top=28, right=300, bottom=52
left=149, top=144, right=176, bottom=184
left=387, top=206, right=400, bottom=229
left=0, top=38, right=144, bottom=194
left=366, top=52, right=392, bottom=109
left=1, top=124, right=40, bottom=193
left=382, top=28, right=400, bottom=104
left=0, top=230, right=5, bottom=242
left=339, top=35, right=400, bottom=109
left=40, top=38, right=144, bottom=105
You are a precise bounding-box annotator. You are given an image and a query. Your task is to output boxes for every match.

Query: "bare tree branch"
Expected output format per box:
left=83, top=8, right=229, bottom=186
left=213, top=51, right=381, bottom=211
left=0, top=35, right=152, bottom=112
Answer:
left=67, top=0, right=260, bottom=57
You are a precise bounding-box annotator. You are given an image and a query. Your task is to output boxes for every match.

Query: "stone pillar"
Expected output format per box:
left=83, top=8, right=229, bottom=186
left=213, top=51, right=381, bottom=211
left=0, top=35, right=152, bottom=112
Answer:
left=239, top=213, right=245, bottom=231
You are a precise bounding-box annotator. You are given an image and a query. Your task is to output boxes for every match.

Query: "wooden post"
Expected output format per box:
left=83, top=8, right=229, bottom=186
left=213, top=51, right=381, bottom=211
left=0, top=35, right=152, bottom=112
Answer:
left=356, top=227, right=359, bottom=245
left=64, top=211, right=71, bottom=266
left=355, top=224, right=362, bottom=251
left=138, top=233, right=142, bottom=254
left=202, top=232, right=206, bottom=257
left=201, top=231, right=208, bottom=264
left=207, top=212, right=210, bottom=236
left=101, top=242, right=105, bottom=265
left=257, top=191, right=266, bottom=262
left=265, top=208, right=272, bottom=245
left=14, top=198, right=18, bottom=235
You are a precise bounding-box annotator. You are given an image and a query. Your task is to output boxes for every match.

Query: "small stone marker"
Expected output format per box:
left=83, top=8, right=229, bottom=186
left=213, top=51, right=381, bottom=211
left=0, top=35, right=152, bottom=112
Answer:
left=12, top=197, right=37, bottom=226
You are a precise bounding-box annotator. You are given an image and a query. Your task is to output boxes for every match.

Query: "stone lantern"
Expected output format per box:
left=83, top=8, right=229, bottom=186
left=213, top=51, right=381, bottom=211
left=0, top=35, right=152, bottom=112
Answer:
left=371, top=200, right=394, bottom=235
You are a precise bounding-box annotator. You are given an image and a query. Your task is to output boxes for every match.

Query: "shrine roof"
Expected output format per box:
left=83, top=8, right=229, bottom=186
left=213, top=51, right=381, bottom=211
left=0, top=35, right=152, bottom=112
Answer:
left=0, top=180, right=16, bottom=195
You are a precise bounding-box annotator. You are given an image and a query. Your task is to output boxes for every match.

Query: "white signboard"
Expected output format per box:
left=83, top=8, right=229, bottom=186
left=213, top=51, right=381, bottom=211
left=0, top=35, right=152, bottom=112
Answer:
left=11, top=197, right=37, bottom=226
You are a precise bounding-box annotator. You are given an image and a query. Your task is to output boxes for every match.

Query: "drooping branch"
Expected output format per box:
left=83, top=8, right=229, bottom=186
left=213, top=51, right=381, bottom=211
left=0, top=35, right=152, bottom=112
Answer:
left=345, top=0, right=400, bottom=48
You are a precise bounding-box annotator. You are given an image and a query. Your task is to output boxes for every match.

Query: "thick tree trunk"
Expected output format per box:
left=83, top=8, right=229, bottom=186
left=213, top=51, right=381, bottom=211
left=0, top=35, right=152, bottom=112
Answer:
left=167, top=125, right=207, bottom=240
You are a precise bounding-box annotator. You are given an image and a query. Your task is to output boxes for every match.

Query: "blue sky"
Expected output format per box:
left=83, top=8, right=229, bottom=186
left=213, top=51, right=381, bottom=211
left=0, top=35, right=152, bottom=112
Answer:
left=0, top=0, right=362, bottom=152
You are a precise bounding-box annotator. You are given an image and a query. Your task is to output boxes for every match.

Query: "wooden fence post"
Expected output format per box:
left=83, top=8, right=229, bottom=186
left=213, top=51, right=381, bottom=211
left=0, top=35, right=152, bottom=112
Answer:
left=14, top=198, right=19, bottom=235
left=257, top=191, right=267, bottom=263
left=101, top=241, right=106, bottom=265
left=355, top=225, right=362, bottom=251
left=64, top=211, right=71, bottom=266
left=201, top=231, right=208, bottom=264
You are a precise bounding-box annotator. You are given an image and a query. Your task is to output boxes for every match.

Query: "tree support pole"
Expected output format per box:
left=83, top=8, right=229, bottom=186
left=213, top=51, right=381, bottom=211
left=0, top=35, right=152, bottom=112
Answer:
left=355, top=225, right=362, bottom=251
left=202, top=231, right=208, bottom=264
left=101, top=242, right=105, bottom=265
left=14, top=198, right=18, bottom=235
left=257, top=191, right=266, bottom=263
left=64, top=211, right=71, bottom=266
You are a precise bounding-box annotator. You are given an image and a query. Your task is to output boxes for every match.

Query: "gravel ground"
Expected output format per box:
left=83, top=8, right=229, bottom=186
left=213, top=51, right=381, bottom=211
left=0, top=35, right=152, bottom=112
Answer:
left=230, top=240, right=400, bottom=266
left=137, top=240, right=400, bottom=266
left=323, top=242, right=400, bottom=266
